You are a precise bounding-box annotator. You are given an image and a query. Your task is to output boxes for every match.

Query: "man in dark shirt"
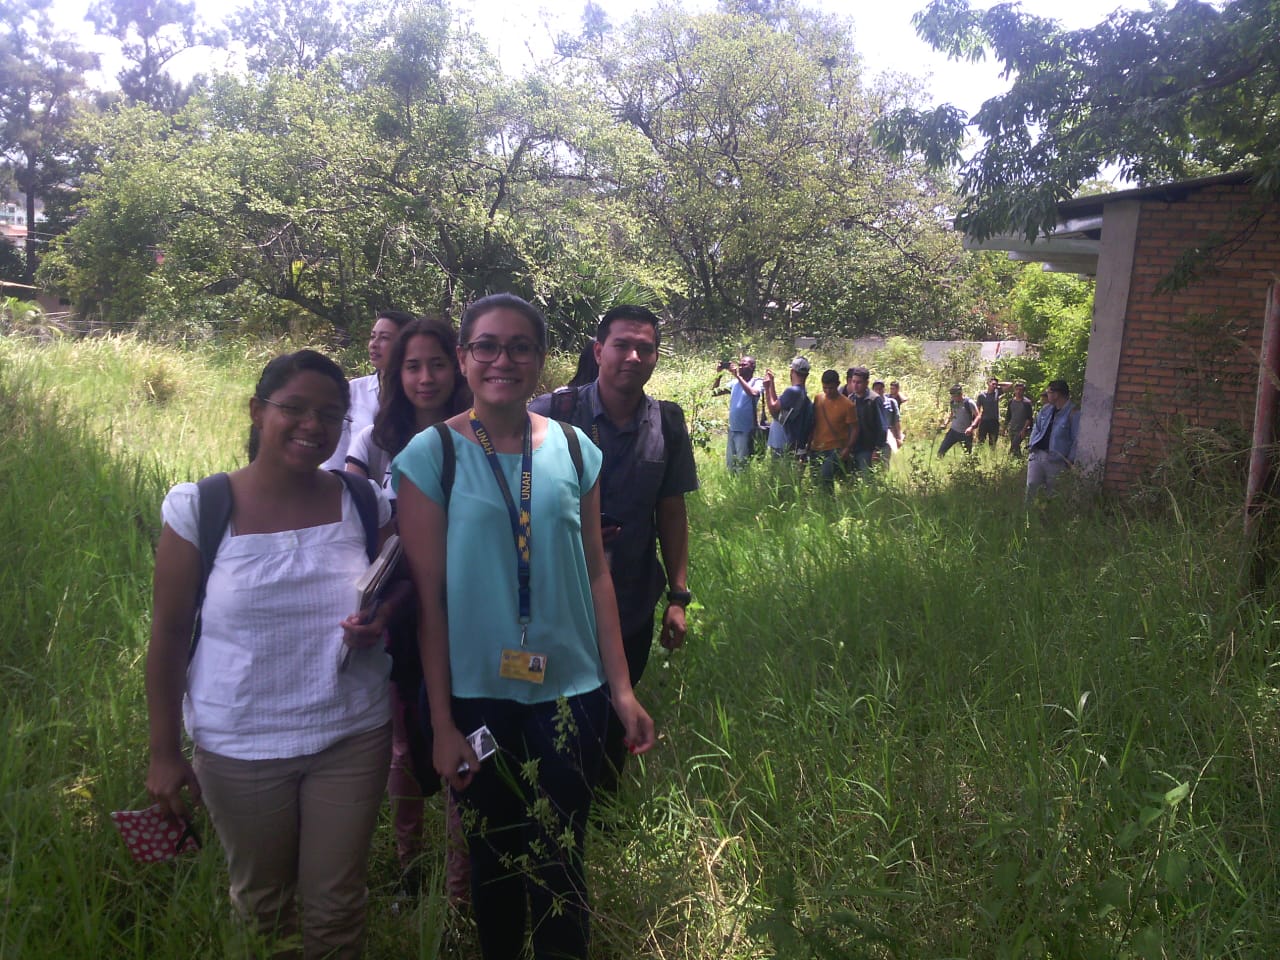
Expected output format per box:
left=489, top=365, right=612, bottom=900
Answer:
left=529, top=305, right=699, bottom=789
left=1004, top=381, right=1035, bottom=457
left=841, top=365, right=886, bottom=476
left=976, top=377, right=1005, bottom=447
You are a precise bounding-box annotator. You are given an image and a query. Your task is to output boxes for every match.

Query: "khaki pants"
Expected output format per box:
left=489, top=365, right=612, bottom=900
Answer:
left=195, top=723, right=392, bottom=960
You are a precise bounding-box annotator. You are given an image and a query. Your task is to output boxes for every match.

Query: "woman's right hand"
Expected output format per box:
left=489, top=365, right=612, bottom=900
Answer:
left=434, top=725, right=478, bottom=791
left=147, top=750, right=201, bottom=821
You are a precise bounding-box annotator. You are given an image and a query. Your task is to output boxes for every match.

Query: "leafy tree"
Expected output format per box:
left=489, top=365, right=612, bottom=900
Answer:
left=0, top=0, right=97, bottom=284
left=45, top=0, right=658, bottom=339
left=876, top=0, right=1280, bottom=241
left=88, top=0, right=217, bottom=112
left=579, top=3, right=972, bottom=336
left=991, top=265, right=1093, bottom=395
left=231, top=0, right=352, bottom=80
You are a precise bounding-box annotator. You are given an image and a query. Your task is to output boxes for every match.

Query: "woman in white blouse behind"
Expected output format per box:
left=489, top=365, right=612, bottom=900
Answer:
left=322, top=308, right=416, bottom=470
left=145, top=350, right=396, bottom=959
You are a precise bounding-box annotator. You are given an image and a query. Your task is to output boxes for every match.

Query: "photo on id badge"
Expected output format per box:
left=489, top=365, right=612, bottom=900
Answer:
left=500, top=648, right=548, bottom=683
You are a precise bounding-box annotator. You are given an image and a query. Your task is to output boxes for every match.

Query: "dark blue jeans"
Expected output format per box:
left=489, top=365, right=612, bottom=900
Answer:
left=937, top=428, right=973, bottom=457
left=450, top=686, right=609, bottom=960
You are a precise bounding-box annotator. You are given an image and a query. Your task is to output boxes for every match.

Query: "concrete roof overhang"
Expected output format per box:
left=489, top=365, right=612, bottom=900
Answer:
left=961, top=171, right=1255, bottom=276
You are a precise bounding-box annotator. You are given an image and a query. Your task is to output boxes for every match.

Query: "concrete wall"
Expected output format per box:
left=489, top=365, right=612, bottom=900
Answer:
left=794, top=336, right=1028, bottom=364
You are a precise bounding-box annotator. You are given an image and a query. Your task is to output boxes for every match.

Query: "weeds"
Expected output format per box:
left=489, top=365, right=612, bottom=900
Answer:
left=2, top=338, right=1278, bottom=958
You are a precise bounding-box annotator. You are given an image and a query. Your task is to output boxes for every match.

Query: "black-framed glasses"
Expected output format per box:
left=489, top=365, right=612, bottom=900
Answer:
left=259, top=398, right=351, bottom=427
left=461, top=340, right=541, bottom=364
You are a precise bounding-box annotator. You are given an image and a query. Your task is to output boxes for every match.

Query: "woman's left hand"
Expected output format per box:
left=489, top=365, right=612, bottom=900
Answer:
left=613, top=691, right=656, bottom=756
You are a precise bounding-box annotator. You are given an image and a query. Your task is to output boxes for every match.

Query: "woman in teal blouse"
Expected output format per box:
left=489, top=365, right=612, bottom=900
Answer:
left=392, top=293, right=654, bottom=960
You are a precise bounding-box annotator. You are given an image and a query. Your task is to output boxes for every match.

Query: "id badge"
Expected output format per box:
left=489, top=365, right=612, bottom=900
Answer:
left=500, top=649, right=548, bottom=684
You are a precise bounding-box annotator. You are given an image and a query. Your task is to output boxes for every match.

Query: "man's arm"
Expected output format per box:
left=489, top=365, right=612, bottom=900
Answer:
left=764, top=372, right=782, bottom=417
left=1065, top=408, right=1081, bottom=465
left=841, top=406, right=858, bottom=458
left=656, top=495, right=689, bottom=650
left=711, top=367, right=728, bottom=396
left=737, top=372, right=762, bottom=398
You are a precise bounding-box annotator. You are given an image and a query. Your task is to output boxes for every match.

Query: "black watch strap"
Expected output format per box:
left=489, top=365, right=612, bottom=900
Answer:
left=666, top=589, right=692, bottom=607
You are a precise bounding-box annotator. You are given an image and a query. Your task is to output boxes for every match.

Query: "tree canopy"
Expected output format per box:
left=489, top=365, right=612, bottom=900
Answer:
left=16, top=0, right=1021, bottom=342
left=0, top=0, right=97, bottom=283
left=876, top=0, right=1280, bottom=241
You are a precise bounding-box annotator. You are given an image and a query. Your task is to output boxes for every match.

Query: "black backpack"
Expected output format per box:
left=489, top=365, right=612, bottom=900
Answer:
left=543, top=383, right=678, bottom=463
left=780, top=391, right=815, bottom=454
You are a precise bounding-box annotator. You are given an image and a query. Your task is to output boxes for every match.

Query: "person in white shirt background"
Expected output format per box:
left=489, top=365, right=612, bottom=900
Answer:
left=322, top=309, right=417, bottom=471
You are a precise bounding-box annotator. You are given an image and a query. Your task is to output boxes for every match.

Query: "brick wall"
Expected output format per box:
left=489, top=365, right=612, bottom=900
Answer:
left=1104, top=184, right=1280, bottom=491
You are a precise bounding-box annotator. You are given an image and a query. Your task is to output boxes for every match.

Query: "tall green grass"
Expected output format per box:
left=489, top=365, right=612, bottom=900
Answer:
left=3, top=336, right=1277, bottom=958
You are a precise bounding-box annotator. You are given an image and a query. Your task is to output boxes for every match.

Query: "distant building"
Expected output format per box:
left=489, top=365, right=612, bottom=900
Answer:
left=0, top=202, right=27, bottom=247
left=966, top=171, right=1280, bottom=493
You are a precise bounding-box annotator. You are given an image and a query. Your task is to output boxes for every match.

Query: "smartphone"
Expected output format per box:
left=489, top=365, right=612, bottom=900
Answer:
left=458, top=725, right=498, bottom=775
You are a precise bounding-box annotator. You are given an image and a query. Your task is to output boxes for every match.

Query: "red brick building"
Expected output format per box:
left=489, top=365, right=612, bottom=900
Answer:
left=970, top=172, right=1280, bottom=492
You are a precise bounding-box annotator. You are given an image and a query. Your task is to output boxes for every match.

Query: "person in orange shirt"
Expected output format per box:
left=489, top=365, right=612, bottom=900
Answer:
left=809, top=369, right=858, bottom=488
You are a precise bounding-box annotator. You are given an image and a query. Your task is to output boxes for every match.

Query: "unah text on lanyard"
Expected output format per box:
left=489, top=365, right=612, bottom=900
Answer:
left=468, top=409, right=533, bottom=643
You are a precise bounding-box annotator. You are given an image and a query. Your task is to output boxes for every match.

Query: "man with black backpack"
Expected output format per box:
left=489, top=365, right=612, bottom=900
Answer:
left=841, top=365, right=887, bottom=477
left=763, top=357, right=813, bottom=459
left=529, top=305, right=699, bottom=792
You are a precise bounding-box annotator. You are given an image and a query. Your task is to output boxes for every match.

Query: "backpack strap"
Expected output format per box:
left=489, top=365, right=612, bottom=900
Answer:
left=432, top=420, right=582, bottom=504
left=331, top=469, right=380, bottom=562
left=192, top=472, right=233, bottom=661
left=658, top=399, right=676, bottom=464
left=431, top=422, right=457, bottom=508
left=557, top=419, right=584, bottom=488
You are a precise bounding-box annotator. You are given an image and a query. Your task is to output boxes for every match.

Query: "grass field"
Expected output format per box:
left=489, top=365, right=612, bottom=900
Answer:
left=2, top=334, right=1277, bottom=959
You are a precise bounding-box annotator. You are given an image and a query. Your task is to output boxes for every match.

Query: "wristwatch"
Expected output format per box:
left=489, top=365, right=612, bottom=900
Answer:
left=666, top=589, right=693, bottom=607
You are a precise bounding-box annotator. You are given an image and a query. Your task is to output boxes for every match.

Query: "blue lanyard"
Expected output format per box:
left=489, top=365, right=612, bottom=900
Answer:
left=468, top=410, right=533, bottom=635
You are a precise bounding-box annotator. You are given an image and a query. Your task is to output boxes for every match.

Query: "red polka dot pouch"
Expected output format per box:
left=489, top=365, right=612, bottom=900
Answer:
left=110, top=805, right=201, bottom=863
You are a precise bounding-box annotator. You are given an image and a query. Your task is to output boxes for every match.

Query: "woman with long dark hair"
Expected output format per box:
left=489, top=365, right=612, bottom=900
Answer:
left=344, top=315, right=470, bottom=893
left=392, top=294, right=655, bottom=959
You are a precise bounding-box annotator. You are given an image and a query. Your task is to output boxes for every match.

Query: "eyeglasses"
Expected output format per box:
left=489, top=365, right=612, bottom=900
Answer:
left=461, top=340, right=541, bottom=364
left=259, top=398, right=351, bottom=427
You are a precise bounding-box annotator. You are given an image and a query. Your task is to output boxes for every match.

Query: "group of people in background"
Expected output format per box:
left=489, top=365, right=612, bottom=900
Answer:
left=712, top=356, right=906, bottom=485
left=714, top=358, right=1079, bottom=498
left=144, top=298, right=696, bottom=959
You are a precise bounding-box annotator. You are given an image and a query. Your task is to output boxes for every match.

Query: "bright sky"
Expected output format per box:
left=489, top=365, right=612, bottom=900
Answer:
left=53, top=0, right=1148, bottom=122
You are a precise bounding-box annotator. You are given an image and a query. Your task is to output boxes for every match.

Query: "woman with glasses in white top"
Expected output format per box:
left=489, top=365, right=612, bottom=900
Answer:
left=146, top=350, right=396, bottom=959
